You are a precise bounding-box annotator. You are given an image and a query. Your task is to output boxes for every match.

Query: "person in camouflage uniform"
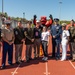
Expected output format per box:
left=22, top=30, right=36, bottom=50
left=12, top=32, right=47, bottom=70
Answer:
left=24, top=21, right=34, bottom=63
left=68, top=20, right=75, bottom=62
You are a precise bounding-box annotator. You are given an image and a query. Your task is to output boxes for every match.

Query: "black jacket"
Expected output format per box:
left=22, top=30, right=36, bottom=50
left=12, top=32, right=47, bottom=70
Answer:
left=14, top=27, right=25, bottom=44
left=34, top=27, right=41, bottom=39
left=24, top=28, right=34, bottom=45
left=0, top=29, right=1, bottom=41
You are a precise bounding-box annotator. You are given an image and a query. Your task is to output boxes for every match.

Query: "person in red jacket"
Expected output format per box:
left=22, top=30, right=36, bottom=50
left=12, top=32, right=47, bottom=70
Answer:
left=33, top=14, right=53, bottom=28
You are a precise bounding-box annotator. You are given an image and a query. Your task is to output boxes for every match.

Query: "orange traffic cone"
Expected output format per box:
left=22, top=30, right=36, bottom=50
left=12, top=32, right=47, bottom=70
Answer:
left=40, top=45, right=43, bottom=56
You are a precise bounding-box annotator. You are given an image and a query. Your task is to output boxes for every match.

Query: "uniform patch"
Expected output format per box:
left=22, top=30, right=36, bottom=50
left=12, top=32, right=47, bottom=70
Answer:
left=15, top=31, right=18, bottom=35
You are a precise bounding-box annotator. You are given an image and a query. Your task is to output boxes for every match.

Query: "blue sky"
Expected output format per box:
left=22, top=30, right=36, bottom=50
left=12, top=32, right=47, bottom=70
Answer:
left=0, top=0, right=75, bottom=20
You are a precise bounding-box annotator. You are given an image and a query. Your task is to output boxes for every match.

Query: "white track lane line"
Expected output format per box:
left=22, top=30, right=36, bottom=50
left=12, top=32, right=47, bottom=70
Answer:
left=44, top=62, right=50, bottom=75
left=11, top=57, right=25, bottom=75
left=11, top=64, right=20, bottom=75
left=69, top=60, right=75, bottom=69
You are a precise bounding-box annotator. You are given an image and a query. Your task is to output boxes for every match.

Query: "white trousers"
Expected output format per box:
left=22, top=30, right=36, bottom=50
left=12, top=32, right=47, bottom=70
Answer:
left=61, top=44, right=67, bottom=61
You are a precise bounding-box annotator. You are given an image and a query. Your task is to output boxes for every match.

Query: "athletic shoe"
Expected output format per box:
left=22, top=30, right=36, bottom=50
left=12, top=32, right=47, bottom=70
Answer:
left=16, top=62, right=21, bottom=64
left=26, top=60, right=30, bottom=63
left=29, top=58, right=33, bottom=60
left=60, top=59, right=66, bottom=61
left=20, top=60, right=24, bottom=62
left=43, top=57, right=48, bottom=61
left=42, top=57, right=45, bottom=60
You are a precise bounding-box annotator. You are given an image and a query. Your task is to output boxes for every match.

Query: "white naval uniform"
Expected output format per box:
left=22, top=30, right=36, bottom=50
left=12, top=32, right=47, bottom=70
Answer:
left=61, top=30, right=70, bottom=61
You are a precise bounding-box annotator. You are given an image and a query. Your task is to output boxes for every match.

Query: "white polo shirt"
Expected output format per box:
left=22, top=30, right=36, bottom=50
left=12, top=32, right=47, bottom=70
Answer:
left=41, top=31, right=50, bottom=42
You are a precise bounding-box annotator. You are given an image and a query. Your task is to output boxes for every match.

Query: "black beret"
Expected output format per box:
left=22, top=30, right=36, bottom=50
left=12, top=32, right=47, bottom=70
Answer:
left=71, top=19, right=74, bottom=22
left=54, top=18, right=59, bottom=22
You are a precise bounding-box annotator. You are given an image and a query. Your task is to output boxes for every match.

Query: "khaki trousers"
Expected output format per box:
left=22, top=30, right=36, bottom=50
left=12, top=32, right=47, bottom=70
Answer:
left=26, top=44, right=32, bottom=60
left=34, top=39, right=41, bottom=58
left=15, top=44, right=23, bottom=62
left=71, top=42, right=75, bottom=59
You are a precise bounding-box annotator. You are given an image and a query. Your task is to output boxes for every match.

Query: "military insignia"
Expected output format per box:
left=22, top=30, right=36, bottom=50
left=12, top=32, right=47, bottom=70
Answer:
left=15, top=31, right=18, bottom=35
left=24, top=31, right=27, bottom=36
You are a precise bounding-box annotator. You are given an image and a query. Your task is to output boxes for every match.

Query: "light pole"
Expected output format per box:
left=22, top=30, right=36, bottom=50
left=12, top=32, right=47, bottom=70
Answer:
left=2, top=0, right=4, bottom=14
left=59, top=1, right=62, bottom=24
left=23, top=12, right=25, bottom=19
left=23, top=12, right=25, bottom=26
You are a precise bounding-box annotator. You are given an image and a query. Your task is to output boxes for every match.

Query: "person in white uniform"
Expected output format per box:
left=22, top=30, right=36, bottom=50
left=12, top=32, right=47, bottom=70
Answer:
left=61, top=23, right=70, bottom=61
left=41, top=26, right=50, bottom=61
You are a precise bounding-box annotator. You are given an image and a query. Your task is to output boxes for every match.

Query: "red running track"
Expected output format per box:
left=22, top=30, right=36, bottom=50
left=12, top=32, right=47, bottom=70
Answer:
left=0, top=37, right=75, bottom=75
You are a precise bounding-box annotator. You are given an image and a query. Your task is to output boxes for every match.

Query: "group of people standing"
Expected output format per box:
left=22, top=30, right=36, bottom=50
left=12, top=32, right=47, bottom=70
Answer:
left=0, top=20, right=50, bottom=69
left=0, top=18, right=75, bottom=69
left=51, top=19, right=75, bottom=61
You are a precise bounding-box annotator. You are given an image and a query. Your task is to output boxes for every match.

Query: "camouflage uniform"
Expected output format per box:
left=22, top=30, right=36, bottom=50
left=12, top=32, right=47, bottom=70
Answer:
left=69, top=26, right=75, bottom=61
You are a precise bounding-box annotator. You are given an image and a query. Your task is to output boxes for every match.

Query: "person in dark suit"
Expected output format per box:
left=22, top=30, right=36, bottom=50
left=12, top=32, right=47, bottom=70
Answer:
left=50, top=18, right=62, bottom=60
left=33, top=20, right=42, bottom=59
left=0, top=28, right=2, bottom=52
left=0, top=28, right=2, bottom=41
left=14, top=21, right=25, bottom=64
left=24, top=21, right=34, bottom=62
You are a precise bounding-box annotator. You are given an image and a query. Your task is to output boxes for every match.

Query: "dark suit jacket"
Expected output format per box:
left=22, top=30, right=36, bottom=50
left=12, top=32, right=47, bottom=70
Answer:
left=24, top=28, right=34, bottom=45
left=51, top=24, right=62, bottom=42
left=14, top=27, right=25, bottom=44
left=0, top=28, right=1, bottom=41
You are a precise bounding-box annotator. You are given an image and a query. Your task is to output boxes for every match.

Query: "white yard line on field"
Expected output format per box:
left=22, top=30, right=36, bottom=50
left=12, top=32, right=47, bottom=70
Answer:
left=44, top=62, right=50, bottom=75
left=69, top=60, right=75, bottom=69
left=11, top=64, right=20, bottom=75
left=11, top=57, right=25, bottom=75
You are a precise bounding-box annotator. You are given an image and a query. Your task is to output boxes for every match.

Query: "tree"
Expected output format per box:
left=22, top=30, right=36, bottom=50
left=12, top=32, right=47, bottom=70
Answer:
left=4, top=12, right=8, bottom=18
